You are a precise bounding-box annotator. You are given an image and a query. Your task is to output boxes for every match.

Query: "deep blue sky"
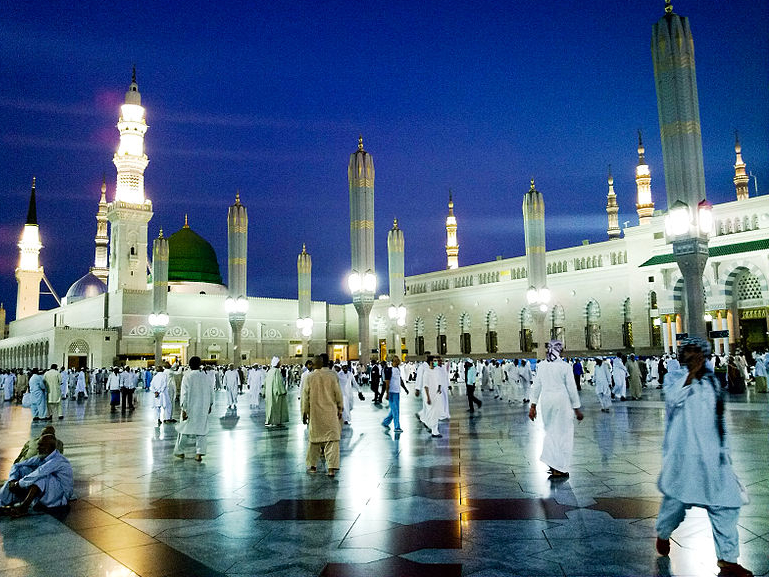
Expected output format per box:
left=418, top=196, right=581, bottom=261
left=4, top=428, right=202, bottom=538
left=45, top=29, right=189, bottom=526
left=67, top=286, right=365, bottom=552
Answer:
left=1, top=1, right=767, bottom=321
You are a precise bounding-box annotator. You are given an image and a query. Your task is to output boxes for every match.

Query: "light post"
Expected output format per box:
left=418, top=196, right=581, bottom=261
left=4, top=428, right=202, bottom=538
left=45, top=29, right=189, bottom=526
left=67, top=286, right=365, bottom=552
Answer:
left=348, top=270, right=376, bottom=362
left=225, top=296, right=249, bottom=366
left=526, top=286, right=551, bottom=360
left=148, top=312, right=169, bottom=367
left=664, top=199, right=712, bottom=339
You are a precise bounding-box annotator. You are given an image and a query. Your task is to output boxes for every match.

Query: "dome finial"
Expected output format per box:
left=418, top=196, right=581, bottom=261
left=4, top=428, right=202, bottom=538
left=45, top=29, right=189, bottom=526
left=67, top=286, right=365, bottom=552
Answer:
left=184, top=213, right=189, bottom=228
left=358, top=135, right=364, bottom=151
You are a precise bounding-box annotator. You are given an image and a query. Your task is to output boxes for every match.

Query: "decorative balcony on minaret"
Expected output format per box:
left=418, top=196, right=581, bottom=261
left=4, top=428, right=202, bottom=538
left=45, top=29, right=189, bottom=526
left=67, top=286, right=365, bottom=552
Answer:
left=733, top=131, right=750, bottom=201
left=15, top=178, right=44, bottom=320
left=445, top=192, right=459, bottom=269
left=347, top=136, right=376, bottom=361
left=606, top=167, right=621, bottom=239
left=107, top=68, right=153, bottom=292
left=92, top=176, right=110, bottom=284
left=635, top=131, right=654, bottom=224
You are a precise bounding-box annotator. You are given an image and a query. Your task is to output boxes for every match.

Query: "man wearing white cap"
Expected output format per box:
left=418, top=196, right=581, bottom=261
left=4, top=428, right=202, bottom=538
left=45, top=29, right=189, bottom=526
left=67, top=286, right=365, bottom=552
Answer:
left=265, top=357, right=288, bottom=427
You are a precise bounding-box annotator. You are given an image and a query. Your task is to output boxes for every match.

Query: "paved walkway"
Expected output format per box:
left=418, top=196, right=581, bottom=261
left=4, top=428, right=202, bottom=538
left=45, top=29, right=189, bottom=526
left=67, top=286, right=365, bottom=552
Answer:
left=0, top=382, right=767, bottom=576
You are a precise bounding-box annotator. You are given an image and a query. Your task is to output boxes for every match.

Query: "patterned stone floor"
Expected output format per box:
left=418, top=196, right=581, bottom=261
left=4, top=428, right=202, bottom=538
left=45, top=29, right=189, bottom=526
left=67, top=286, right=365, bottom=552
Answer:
left=0, top=381, right=767, bottom=577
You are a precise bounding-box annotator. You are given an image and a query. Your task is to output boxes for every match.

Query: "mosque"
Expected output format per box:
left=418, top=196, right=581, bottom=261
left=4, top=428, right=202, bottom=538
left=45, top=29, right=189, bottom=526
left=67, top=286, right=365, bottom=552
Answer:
left=1, top=5, right=767, bottom=369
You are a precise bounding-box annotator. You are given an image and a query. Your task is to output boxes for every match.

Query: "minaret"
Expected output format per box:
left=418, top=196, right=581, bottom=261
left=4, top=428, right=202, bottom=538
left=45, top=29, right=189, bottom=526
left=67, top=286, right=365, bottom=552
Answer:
left=523, top=179, right=548, bottom=359
left=652, top=1, right=706, bottom=210
left=445, top=191, right=459, bottom=269
left=733, top=131, right=750, bottom=201
left=652, top=0, right=708, bottom=338
left=15, top=177, right=44, bottom=320
left=0, top=304, right=6, bottom=339
left=348, top=135, right=375, bottom=362
left=523, top=179, right=546, bottom=292
left=606, top=166, right=621, bottom=239
left=150, top=230, right=169, bottom=366
left=226, top=192, right=249, bottom=366
left=297, top=244, right=313, bottom=360
left=635, top=131, right=654, bottom=224
left=387, top=219, right=405, bottom=306
left=92, top=176, right=110, bottom=283
left=387, top=218, right=406, bottom=356
left=107, top=68, right=153, bottom=292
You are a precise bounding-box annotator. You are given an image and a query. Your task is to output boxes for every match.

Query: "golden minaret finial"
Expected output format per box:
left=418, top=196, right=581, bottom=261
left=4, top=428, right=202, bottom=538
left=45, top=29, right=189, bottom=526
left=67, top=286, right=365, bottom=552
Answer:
left=183, top=214, right=189, bottom=228
left=358, top=135, right=364, bottom=151
left=158, top=229, right=164, bottom=238
left=530, top=178, right=536, bottom=191
left=665, top=0, right=673, bottom=14
left=235, top=190, right=240, bottom=204
left=301, top=243, right=307, bottom=254
left=101, top=175, right=107, bottom=194
left=393, top=217, right=399, bottom=229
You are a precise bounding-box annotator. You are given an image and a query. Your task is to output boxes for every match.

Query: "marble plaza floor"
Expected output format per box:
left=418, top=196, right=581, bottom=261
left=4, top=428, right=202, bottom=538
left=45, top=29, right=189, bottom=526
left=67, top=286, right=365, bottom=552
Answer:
left=0, top=382, right=767, bottom=577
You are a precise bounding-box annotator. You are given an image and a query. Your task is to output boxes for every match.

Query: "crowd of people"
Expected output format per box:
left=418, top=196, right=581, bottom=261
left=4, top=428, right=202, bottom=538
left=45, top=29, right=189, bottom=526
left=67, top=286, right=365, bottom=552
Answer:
left=0, top=343, right=761, bottom=576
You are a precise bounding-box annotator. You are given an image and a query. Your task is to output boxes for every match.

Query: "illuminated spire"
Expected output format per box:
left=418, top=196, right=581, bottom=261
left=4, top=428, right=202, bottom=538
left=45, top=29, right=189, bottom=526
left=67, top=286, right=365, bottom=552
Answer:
left=635, top=130, right=654, bottom=225
left=733, top=130, right=749, bottom=200
left=184, top=213, right=189, bottom=228
left=26, top=177, right=37, bottom=225
left=92, top=176, right=110, bottom=283
left=606, top=165, right=621, bottom=239
left=16, top=177, right=44, bottom=319
left=393, top=218, right=399, bottom=229
left=358, top=134, right=364, bottom=151
left=445, top=189, right=459, bottom=269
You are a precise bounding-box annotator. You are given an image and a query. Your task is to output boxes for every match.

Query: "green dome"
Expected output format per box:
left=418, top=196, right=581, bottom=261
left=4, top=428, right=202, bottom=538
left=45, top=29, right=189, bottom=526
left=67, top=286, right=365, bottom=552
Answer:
left=167, top=224, right=223, bottom=284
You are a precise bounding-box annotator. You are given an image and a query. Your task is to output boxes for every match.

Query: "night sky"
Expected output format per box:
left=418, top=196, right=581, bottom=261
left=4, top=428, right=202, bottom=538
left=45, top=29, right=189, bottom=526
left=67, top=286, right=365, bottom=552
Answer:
left=2, top=1, right=768, bottom=322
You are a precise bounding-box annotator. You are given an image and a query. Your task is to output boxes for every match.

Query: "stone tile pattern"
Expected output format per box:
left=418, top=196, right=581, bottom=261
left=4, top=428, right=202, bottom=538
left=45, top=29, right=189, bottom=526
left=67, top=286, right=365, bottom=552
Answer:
left=0, top=384, right=767, bottom=576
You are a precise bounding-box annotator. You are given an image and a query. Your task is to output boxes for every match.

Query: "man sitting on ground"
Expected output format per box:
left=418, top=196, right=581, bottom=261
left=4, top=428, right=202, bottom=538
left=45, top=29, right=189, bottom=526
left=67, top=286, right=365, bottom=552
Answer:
left=0, top=434, right=74, bottom=518
left=14, top=425, right=64, bottom=463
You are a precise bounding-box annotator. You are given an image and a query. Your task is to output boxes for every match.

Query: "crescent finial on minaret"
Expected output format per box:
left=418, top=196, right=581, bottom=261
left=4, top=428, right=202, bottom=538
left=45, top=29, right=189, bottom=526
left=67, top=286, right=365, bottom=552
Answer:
left=608, top=164, right=614, bottom=185
left=358, top=134, right=364, bottom=151
left=664, top=0, right=673, bottom=14
left=159, top=229, right=163, bottom=238
left=235, top=189, right=240, bottom=204
left=101, top=174, right=107, bottom=194
left=184, top=213, right=189, bottom=228
left=530, top=178, right=536, bottom=191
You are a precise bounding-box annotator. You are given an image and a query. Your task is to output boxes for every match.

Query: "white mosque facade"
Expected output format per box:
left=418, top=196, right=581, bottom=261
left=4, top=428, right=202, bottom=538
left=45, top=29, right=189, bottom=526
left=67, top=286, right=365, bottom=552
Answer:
left=1, top=20, right=768, bottom=369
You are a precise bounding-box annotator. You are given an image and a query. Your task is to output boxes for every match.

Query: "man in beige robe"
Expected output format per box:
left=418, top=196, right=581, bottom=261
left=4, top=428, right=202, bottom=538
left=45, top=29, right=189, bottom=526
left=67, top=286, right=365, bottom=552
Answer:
left=43, top=364, right=63, bottom=420
left=301, top=354, right=344, bottom=477
left=627, top=355, right=643, bottom=400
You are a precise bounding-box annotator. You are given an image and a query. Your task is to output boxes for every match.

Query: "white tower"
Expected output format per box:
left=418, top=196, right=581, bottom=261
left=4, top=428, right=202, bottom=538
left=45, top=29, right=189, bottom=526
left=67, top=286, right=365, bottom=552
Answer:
left=15, top=178, right=44, bottom=320
left=635, top=131, right=654, bottom=224
left=92, top=176, right=110, bottom=283
left=733, top=131, right=750, bottom=201
left=107, top=68, right=153, bottom=292
left=226, top=193, right=249, bottom=366
left=606, top=166, right=621, bottom=239
left=348, top=136, right=376, bottom=362
left=445, top=191, right=459, bottom=269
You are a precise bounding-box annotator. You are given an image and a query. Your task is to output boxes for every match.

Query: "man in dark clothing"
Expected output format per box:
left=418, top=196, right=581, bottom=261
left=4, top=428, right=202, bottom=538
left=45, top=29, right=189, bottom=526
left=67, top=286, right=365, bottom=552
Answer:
left=369, top=360, right=382, bottom=404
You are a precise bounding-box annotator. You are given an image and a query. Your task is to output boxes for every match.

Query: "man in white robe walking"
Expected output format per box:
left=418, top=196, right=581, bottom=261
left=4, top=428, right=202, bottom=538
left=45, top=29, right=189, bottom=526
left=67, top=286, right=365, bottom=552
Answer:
left=150, top=367, right=173, bottom=425
left=528, top=340, right=583, bottom=478
left=223, top=364, right=240, bottom=410
left=174, top=356, right=214, bottom=462
left=655, top=338, right=752, bottom=577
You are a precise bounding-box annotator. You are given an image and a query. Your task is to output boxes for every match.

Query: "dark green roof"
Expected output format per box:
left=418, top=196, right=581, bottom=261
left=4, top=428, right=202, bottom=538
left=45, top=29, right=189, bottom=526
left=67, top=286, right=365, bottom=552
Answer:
left=640, top=238, right=769, bottom=267
left=167, top=226, right=223, bottom=284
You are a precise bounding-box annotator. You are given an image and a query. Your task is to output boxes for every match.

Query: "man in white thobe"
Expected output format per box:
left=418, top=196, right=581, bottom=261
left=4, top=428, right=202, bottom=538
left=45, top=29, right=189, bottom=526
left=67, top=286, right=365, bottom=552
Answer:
left=528, top=340, right=583, bottom=478
left=223, top=364, right=240, bottom=410
left=248, top=365, right=265, bottom=408
left=150, top=367, right=172, bottom=425
left=611, top=354, right=629, bottom=401
left=594, top=358, right=612, bottom=412
left=414, top=358, right=429, bottom=422
left=336, top=364, right=361, bottom=424
left=174, top=356, right=214, bottom=462
left=420, top=355, right=443, bottom=437
left=436, top=357, right=451, bottom=420
left=505, top=359, right=522, bottom=404
left=74, top=369, right=87, bottom=400
left=519, top=359, right=533, bottom=403
left=0, top=435, right=73, bottom=517
left=655, top=338, right=752, bottom=577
